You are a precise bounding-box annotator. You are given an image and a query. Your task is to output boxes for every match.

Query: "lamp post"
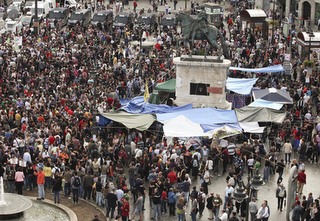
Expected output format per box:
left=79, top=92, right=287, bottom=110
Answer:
left=308, top=30, right=315, bottom=60
left=90, top=61, right=98, bottom=138
left=135, top=21, right=146, bottom=48
left=269, top=0, right=278, bottom=44
left=234, top=170, right=264, bottom=221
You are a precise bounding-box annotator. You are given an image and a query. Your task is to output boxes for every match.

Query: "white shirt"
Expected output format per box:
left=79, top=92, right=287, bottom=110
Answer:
left=225, top=186, right=234, bottom=197
left=220, top=212, right=228, bottom=221
left=205, top=160, right=213, bottom=170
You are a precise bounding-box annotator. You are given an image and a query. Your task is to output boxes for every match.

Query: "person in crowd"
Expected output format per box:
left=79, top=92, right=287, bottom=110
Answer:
left=276, top=182, right=286, bottom=212
left=256, top=201, right=269, bottom=221
left=34, top=167, right=45, bottom=200
left=249, top=197, right=258, bottom=221
left=52, top=172, right=62, bottom=204
left=71, top=171, right=81, bottom=205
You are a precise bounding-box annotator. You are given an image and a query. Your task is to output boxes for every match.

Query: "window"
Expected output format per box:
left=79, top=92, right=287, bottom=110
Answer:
left=190, top=83, right=210, bottom=96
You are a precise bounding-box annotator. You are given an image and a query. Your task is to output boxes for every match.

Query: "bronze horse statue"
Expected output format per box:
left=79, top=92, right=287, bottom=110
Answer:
left=174, top=13, right=229, bottom=59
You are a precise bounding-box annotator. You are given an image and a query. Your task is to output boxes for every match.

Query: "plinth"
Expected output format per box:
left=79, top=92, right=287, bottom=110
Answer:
left=173, top=55, right=231, bottom=110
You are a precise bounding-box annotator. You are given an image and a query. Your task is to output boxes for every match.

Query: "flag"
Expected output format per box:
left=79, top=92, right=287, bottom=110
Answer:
left=144, top=80, right=149, bottom=102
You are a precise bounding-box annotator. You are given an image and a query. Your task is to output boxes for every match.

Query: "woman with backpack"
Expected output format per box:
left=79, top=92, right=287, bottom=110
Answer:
left=6, top=165, right=15, bottom=193
left=52, top=172, right=62, bottom=204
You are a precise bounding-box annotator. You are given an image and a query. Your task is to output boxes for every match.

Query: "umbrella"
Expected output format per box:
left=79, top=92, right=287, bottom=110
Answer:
left=207, top=125, right=241, bottom=139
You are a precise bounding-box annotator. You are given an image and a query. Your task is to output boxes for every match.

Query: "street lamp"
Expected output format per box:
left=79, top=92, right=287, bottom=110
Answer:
left=235, top=170, right=264, bottom=221
left=89, top=61, right=98, bottom=137
left=135, top=21, right=146, bottom=49
left=269, top=0, right=278, bottom=44
left=308, top=29, right=315, bottom=60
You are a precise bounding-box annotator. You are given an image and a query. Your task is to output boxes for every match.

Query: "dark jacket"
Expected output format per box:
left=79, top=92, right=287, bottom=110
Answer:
left=83, top=174, right=93, bottom=187
left=52, top=177, right=62, bottom=191
left=292, top=205, right=304, bottom=221
left=106, top=192, right=117, bottom=207
left=206, top=195, right=214, bottom=210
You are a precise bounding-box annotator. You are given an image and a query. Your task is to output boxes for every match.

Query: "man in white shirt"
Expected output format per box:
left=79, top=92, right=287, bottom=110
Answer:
left=135, top=148, right=142, bottom=159
left=23, top=149, right=32, bottom=164
left=219, top=209, right=228, bottom=221
left=224, top=183, right=234, bottom=209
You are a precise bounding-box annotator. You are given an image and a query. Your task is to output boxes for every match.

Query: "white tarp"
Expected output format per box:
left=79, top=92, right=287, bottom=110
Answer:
left=226, top=77, right=258, bottom=95
left=163, top=115, right=207, bottom=137
left=239, top=122, right=265, bottom=133
left=248, top=99, right=283, bottom=110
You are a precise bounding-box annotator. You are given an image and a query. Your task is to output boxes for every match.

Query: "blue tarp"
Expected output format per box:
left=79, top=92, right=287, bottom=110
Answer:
left=229, top=64, right=286, bottom=73
left=249, top=99, right=283, bottom=110
left=156, top=108, right=238, bottom=124
left=226, top=77, right=258, bottom=95
left=120, top=96, right=193, bottom=114
left=201, top=123, right=242, bottom=132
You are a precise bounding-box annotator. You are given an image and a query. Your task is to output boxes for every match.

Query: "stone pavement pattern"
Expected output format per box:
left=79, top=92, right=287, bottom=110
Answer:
left=23, top=189, right=107, bottom=221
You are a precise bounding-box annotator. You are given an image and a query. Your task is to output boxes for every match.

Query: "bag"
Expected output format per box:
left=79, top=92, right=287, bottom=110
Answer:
left=228, top=177, right=235, bottom=186
left=74, top=176, right=81, bottom=188
left=279, top=188, right=285, bottom=197
left=7, top=170, right=15, bottom=180
left=197, top=192, right=203, bottom=203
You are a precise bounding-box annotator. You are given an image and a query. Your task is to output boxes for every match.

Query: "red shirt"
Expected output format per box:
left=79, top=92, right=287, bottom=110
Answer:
left=298, top=172, right=306, bottom=184
left=292, top=129, right=301, bottom=140
left=121, top=202, right=130, bottom=216
left=167, top=171, right=177, bottom=184
left=35, top=171, right=45, bottom=185
left=48, top=136, right=56, bottom=145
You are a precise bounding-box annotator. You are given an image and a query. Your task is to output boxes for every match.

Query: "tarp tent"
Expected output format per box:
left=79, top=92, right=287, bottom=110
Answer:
left=120, top=96, right=193, bottom=114
left=226, top=77, right=258, bottom=95
left=163, top=115, right=207, bottom=137
left=201, top=123, right=242, bottom=132
left=154, top=79, right=176, bottom=92
left=229, top=64, right=286, bottom=73
left=239, top=122, right=265, bottom=133
left=235, top=106, right=286, bottom=123
left=157, top=108, right=239, bottom=124
left=100, top=111, right=156, bottom=131
left=149, top=93, right=160, bottom=104
left=248, top=99, right=283, bottom=110
left=252, top=88, right=293, bottom=104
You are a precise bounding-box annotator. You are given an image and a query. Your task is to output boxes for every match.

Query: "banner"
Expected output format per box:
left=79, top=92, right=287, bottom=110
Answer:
left=14, top=36, right=22, bottom=46
left=144, top=80, right=149, bottom=102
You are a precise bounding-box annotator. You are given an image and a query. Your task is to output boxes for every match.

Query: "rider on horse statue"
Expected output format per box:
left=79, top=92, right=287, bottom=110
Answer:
left=193, top=6, right=209, bottom=38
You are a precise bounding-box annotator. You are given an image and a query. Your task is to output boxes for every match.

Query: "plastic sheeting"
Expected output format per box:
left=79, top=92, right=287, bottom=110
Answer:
left=163, top=115, right=207, bottom=137
left=226, top=77, right=258, bottom=95
left=248, top=99, right=283, bottom=110
left=239, top=122, right=265, bottom=133
left=235, top=106, right=286, bottom=123
left=201, top=123, right=242, bottom=132
left=120, top=96, right=193, bottom=114
left=154, top=79, right=176, bottom=92
left=229, top=64, right=286, bottom=73
left=252, top=88, right=293, bottom=104
left=157, top=108, right=238, bottom=124
left=100, top=111, right=156, bottom=131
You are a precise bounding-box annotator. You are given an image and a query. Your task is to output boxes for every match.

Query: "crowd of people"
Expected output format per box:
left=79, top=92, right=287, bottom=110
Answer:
left=1, top=0, right=320, bottom=220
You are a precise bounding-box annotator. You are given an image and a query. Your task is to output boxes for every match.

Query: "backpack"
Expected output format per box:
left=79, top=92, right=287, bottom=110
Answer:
left=74, top=176, right=80, bottom=188
left=118, top=175, right=125, bottom=185
left=228, top=177, right=235, bottom=186
left=7, top=170, right=15, bottom=181
left=197, top=192, right=203, bottom=203
left=279, top=187, right=285, bottom=197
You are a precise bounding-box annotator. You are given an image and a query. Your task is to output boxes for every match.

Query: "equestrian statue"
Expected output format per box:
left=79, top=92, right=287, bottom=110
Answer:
left=174, top=6, right=229, bottom=60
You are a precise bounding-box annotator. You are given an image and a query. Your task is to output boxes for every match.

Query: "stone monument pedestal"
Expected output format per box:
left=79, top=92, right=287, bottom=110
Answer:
left=173, top=55, right=231, bottom=110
